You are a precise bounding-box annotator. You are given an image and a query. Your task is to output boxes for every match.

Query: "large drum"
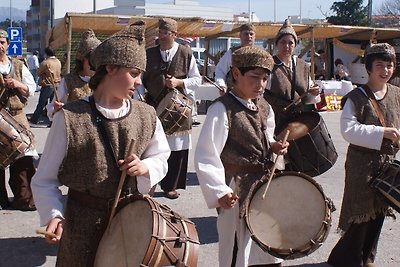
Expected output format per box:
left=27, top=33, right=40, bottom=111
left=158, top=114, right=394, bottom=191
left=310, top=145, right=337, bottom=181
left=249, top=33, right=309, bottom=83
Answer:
left=0, top=108, right=34, bottom=169
left=156, top=89, right=192, bottom=135
left=245, top=171, right=333, bottom=259
left=370, top=160, right=400, bottom=213
left=95, top=196, right=199, bottom=267
left=276, top=112, right=337, bottom=177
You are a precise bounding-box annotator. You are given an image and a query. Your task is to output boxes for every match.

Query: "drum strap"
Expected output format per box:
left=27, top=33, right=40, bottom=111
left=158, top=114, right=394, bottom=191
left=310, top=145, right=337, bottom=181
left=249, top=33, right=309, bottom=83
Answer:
left=362, top=85, right=387, bottom=127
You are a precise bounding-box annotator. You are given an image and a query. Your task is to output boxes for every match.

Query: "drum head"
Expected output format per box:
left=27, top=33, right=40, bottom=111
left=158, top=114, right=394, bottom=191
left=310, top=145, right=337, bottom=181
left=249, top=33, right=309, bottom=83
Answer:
left=247, top=173, right=327, bottom=255
left=95, top=200, right=152, bottom=267
left=277, top=112, right=320, bottom=141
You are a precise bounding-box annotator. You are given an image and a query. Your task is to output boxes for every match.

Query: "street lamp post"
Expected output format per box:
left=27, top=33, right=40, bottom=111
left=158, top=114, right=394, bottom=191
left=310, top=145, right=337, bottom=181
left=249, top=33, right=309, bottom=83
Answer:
left=9, top=0, right=12, bottom=27
left=248, top=0, right=252, bottom=22
left=274, top=0, right=277, bottom=22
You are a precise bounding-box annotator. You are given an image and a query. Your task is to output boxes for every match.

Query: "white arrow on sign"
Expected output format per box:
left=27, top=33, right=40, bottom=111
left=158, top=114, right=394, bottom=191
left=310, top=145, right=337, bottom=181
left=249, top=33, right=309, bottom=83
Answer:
left=12, top=43, right=18, bottom=54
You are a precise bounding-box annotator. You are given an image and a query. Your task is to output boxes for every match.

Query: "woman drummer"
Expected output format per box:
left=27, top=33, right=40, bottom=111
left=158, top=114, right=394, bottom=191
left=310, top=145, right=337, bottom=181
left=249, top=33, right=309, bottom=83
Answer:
left=195, top=46, right=289, bottom=267
left=31, top=21, right=170, bottom=266
left=264, top=19, right=321, bottom=130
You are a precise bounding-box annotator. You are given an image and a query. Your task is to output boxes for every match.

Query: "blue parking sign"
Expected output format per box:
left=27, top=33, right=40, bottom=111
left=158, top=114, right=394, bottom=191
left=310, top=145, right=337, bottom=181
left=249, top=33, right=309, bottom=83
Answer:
left=7, top=27, right=23, bottom=42
left=8, top=41, right=22, bottom=56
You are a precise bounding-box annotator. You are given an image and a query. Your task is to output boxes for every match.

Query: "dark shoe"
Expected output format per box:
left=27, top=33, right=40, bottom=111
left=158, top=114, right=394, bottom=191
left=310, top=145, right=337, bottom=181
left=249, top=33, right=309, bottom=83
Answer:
left=164, top=190, right=179, bottom=199
left=192, top=120, right=201, bottom=126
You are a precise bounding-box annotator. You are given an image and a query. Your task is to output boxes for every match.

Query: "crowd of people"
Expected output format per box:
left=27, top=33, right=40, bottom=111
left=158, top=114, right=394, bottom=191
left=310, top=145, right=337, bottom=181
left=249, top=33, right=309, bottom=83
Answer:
left=0, top=16, right=398, bottom=267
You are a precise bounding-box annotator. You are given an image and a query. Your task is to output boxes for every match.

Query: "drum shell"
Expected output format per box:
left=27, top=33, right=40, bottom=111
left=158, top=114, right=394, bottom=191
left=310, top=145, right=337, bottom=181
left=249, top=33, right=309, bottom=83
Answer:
left=245, top=171, right=332, bottom=259
left=156, top=89, right=192, bottom=135
left=370, top=160, right=400, bottom=213
left=0, top=108, right=34, bottom=169
left=94, top=195, right=199, bottom=267
left=277, top=112, right=337, bottom=177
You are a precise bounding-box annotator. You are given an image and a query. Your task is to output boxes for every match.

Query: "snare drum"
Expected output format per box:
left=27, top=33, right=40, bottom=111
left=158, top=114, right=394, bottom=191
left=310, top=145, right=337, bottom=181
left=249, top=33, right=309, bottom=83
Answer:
left=370, top=160, right=400, bottom=213
left=276, top=112, right=337, bottom=177
left=0, top=108, right=34, bottom=169
left=156, top=89, right=192, bottom=135
left=245, top=171, right=332, bottom=259
left=95, top=196, right=199, bottom=267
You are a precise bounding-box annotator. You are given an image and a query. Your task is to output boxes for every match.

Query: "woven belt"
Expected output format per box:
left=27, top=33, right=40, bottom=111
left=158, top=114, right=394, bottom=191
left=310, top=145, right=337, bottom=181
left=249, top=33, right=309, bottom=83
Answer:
left=68, top=189, right=113, bottom=211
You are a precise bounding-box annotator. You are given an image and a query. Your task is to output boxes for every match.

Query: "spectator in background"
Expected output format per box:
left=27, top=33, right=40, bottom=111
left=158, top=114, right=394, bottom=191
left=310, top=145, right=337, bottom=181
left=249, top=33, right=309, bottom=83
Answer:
left=334, top=58, right=351, bottom=81
left=27, top=50, right=39, bottom=85
left=30, top=47, right=62, bottom=125
left=314, top=49, right=327, bottom=80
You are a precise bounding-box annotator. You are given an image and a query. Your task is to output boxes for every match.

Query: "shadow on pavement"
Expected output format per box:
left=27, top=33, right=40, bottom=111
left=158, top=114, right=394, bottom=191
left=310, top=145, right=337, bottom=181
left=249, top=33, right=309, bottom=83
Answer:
left=0, top=236, right=57, bottom=267
left=186, top=172, right=199, bottom=186
left=286, top=263, right=331, bottom=267
left=190, top=216, right=218, bottom=244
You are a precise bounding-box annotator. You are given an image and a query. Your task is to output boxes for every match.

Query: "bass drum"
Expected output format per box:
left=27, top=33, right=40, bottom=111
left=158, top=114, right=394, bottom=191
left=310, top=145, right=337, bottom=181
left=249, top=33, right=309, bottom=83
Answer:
left=245, top=171, right=333, bottom=259
left=95, top=196, right=199, bottom=267
left=276, top=112, right=337, bottom=177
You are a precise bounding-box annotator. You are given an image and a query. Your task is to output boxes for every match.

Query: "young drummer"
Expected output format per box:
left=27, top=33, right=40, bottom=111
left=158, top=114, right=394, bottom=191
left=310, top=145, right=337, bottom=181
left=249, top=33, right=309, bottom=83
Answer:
left=328, top=43, right=400, bottom=267
left=31, top=21, right=170, bottom=266
left=195, top=46, right=289, bottom=267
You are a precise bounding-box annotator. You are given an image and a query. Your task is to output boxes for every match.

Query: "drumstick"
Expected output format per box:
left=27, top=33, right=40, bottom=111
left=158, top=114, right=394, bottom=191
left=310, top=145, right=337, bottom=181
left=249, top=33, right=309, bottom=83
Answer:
left=107, top=139, right=135, bottom=229
left=262, top=129, right=290, bottom=199
left=282, top=91, right=309, bottom=112
left=203, top=76, right=226, bottom=93
left=36, top=229, right=57, bottom=239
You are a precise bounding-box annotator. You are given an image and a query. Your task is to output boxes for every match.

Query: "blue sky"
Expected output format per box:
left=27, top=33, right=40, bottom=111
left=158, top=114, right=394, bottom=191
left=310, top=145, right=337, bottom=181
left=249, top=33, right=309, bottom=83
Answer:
left=8, top=0, right=386, bottom=22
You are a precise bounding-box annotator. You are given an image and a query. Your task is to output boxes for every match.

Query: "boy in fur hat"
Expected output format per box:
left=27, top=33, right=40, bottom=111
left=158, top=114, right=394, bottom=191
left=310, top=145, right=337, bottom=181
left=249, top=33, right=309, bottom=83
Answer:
left=328, top=43, right=400, bottom=267
left=31, top=21, right=170, bottom=266
left=195, top=46, right=289, bottom=267
left=46, top=29, right=101, bottom=120
left=264, top=19, right=320, bottom=130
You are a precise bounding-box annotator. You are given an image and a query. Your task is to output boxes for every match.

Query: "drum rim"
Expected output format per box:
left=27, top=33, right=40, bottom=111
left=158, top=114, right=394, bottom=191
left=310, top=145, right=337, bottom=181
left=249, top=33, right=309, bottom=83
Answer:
left=244, top=171, right=332, bottom=259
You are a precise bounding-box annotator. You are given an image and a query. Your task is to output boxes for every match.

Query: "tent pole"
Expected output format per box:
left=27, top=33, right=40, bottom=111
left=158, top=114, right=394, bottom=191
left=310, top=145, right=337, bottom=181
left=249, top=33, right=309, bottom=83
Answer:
left=66, top=15, right=72, bottom=74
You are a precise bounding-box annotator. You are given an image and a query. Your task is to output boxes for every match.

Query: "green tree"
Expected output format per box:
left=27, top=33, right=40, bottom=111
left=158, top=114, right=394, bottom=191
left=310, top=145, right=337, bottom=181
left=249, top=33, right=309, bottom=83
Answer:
left=327, top=0, right=370, bottom=26
left=0, top=19, right=27, bottom=40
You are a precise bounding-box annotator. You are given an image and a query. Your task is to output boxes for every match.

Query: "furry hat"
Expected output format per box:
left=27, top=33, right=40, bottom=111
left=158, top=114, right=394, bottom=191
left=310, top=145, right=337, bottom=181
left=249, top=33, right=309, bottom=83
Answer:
left=159, top=18, right=178, bottom=33
left=275, top=19, right=297, bottom=44
left=365, top=43, right=396, bottom=58
left=76, top=29, right=101, bottom=61
left=92, top=21, right=146, bottom=71
left=232, top=46, right=274, bottom=72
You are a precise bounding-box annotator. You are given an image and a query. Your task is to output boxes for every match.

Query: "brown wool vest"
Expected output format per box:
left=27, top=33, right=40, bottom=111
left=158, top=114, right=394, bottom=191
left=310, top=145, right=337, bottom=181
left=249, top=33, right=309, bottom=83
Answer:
left=64, top=72, right=92, bottom=103
left=218, top=93, right=271, bottom=215
left=264, top=56, right=309, bottom=127
left=0, top=58, right=26, bottom=111
left=58, top=99, right=157, bottom=198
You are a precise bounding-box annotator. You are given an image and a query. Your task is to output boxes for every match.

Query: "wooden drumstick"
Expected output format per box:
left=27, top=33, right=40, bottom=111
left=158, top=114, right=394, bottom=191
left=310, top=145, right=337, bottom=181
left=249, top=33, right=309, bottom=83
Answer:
left=262, top=129, right=290, bottom=200
left=107, top=139, right=135, bottom=229
left=36, top=229, right=57, bottom=239
left=203, top=76, right=226, bottom=93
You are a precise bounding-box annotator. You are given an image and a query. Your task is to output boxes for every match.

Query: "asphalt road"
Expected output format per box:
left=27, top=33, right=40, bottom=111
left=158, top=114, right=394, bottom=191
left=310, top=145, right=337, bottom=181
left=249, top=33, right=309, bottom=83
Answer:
left=0, top=93, right=398, bottom=267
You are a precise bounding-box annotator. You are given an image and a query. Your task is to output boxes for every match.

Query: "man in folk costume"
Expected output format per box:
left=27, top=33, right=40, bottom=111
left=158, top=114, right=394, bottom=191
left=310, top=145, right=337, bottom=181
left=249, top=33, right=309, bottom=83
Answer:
left=195, top=46, right=289, bottom=267
left=215, top=23, right=256, bottom=93
left=264, top=19, right=320, bottom=130
left=47, top=29, right=101, bottom=120
left=31, top=21, right=170, bottom=266
left=0, top=29, right=38, bottom=211
left=328, top=43, right=400, bottom=267
left=140, top=18, right=201, bottom=199
left=30, top=47, right=62, bottom=124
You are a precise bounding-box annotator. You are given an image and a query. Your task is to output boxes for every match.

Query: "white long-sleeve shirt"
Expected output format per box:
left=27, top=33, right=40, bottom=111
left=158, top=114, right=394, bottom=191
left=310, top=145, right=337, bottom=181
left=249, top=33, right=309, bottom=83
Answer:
left=340, top=87, right=385, bottom=150
left=214, top=48, right=233, bottom=89
left=137, top=42, right=201, bottom=151
left=31, top=98, right=171, bottom=226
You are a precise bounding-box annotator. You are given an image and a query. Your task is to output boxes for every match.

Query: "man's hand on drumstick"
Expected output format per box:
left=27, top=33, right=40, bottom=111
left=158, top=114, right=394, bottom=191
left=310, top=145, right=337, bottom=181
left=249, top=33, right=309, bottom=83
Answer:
left=45, top=217, right=64, bottom=244
left=383, top=127, right=400, bottom=144
left=218, top=192, right=239, bottom=209
left=3, top=76, right=29, bottom=96
left=271, top=140, right=289, bottom=155
left=118, top=154, right=149, bottom=178
left=165, top=74, right=184, bottom=89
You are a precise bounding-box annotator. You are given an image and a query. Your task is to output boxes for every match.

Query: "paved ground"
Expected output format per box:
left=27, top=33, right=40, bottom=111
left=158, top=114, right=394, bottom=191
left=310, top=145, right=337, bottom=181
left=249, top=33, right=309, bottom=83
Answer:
left=0, top=93, right=399, bottom=266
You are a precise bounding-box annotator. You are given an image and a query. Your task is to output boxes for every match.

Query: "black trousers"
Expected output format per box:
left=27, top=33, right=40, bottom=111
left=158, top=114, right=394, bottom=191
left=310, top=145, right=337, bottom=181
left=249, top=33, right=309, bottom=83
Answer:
left=161, top=149, right=188, bottom=192
left=31, top=85, right=54, bottom=123
left=328, top=214, right=385, bottom=267
left=0, top=156, right=36, bottom=210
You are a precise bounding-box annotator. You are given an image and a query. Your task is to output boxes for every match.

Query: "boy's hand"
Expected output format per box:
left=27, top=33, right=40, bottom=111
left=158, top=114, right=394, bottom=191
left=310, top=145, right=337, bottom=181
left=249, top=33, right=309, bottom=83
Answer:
left=218, top=192, right=239, bottom=209
left=118, top=154, right=149, bottom=178
left=271, top=140, right=289, bottom=155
